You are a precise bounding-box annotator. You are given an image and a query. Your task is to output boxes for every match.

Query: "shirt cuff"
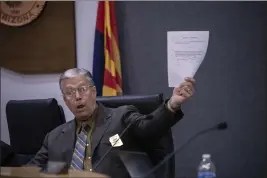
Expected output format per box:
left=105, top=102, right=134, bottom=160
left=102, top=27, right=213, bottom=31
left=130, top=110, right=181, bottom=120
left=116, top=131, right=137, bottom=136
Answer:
left=166, top=99, right=181, bottom=113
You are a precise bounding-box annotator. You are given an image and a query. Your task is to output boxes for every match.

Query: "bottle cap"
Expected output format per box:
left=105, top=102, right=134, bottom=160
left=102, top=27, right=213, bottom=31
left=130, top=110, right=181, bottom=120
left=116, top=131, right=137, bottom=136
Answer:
left=202, top=154, right=211, bottom=158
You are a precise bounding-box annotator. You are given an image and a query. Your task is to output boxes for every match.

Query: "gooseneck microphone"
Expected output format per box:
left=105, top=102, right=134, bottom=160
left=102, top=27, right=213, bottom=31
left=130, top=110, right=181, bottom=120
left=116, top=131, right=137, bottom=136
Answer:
left=139, top=122, right=228, bottom=178
left=216, top=122, right=227, bottom=130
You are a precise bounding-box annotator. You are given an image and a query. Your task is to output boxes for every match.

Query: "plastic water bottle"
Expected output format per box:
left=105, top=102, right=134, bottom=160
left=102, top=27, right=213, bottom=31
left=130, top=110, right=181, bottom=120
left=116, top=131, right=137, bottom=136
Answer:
left=197, top=154, right=216, bottom=178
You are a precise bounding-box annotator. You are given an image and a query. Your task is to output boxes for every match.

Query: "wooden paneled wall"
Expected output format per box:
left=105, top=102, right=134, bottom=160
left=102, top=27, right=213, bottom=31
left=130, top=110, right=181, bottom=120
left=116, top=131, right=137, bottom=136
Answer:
left=0, top=1, right=76, bottom=74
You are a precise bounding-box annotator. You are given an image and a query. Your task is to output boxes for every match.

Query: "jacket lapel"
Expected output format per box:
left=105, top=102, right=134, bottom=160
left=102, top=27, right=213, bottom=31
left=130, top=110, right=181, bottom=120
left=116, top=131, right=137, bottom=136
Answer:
left=59, top=120, right=76, bottom=165
left=91, top=103, right=112, bottom=156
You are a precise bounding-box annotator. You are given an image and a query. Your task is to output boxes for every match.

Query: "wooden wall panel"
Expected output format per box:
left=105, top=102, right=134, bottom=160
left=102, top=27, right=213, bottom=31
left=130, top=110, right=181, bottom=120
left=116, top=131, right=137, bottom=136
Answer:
left=0, top=1, right=76, bottom=74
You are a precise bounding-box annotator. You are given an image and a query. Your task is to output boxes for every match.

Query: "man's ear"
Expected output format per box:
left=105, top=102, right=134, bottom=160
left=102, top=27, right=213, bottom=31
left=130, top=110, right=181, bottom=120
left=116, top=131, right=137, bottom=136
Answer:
left=63, top=95, right=71, bottom=109
left=63, top=94, right=66, bottom=101
left=92, top=86, right=97, bottom=99
left=63, top=94, right=67, bottom=103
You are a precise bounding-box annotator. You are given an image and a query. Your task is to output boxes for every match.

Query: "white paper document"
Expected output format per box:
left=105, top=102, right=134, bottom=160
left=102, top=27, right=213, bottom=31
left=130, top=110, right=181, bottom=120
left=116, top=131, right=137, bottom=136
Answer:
left=167, top=31, right=209, bottom=87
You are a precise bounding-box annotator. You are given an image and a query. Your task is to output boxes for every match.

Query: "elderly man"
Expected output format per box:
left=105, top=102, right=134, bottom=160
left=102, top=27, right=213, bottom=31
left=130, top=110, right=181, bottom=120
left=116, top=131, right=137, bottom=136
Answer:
left=28, top=68, right=195, bottom=177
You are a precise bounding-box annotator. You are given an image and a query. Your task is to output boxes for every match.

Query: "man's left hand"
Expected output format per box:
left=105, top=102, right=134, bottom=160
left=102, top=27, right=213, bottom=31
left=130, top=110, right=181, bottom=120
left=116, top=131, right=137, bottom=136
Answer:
left=168, top=77, right=196, bottom=111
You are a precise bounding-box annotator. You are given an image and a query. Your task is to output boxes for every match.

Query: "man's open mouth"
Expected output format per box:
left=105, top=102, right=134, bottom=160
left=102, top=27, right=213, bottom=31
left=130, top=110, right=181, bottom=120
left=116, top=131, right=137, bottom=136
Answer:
left=77, top=104, right=85, bottom=109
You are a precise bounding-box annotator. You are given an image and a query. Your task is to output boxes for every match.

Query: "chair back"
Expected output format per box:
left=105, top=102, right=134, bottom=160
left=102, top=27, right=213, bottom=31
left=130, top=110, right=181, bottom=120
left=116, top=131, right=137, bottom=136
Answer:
left=6, top=98, right=66, bottom=157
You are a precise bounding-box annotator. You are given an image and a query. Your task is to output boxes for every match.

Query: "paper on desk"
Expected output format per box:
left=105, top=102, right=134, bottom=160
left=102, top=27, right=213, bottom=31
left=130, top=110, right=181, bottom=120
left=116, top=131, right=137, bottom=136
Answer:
left=167, top=31, right=209, bottom=87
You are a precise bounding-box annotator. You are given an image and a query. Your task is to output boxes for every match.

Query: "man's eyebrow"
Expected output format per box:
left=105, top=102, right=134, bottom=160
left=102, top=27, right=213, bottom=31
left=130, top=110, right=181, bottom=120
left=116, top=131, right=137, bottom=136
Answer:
left=65, top=82, right=87, bottom=88
left=78, top=82, right=87, bottom=86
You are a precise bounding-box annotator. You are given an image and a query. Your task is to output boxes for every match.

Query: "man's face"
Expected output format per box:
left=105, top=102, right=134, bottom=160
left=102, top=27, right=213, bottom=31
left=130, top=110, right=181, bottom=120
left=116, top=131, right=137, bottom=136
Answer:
left=61, top=75, right=97, bottom=121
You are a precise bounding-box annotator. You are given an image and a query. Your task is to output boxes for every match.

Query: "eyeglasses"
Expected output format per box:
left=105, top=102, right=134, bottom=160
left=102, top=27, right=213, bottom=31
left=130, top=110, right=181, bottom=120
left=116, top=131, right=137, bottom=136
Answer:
left=63, top=85, right=93, bottom=98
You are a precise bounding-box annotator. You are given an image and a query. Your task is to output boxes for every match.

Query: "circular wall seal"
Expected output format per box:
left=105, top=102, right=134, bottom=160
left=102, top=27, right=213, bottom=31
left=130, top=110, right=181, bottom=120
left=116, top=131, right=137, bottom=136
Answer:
left=0, top=1, right=46, bottom=27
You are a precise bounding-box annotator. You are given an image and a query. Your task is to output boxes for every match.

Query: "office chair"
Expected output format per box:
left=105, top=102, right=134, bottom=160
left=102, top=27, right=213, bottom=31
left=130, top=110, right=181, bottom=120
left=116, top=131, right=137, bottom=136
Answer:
left=96, top=93, right=175, bottom=178
left=6, top=98, right=66, bottom=166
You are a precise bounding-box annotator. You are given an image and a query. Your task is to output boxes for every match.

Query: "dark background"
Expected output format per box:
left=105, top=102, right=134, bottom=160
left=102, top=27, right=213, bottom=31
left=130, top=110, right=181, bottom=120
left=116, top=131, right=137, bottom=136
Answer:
left=116, top=2, right=267, bottom=178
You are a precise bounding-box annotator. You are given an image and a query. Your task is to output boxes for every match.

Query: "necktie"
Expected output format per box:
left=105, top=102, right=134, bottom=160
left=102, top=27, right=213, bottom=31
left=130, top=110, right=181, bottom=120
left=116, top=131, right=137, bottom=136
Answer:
left=71, top=124, right=88, bottom=170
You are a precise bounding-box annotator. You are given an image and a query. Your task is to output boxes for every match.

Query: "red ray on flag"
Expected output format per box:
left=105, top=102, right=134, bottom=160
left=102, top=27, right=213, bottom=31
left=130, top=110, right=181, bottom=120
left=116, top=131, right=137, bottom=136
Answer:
left=92, top=1, right=122, bottom=96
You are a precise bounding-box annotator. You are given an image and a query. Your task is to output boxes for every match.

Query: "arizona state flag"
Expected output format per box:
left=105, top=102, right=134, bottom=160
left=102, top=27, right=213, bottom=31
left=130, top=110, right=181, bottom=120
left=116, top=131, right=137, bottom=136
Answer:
left=92, top=1, right=122, bottom=96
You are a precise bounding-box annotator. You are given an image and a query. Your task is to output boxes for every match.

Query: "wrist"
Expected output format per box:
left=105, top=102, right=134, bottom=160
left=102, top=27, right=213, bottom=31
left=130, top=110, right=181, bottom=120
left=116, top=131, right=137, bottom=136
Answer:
left=167, top=99, right=181, bottom=112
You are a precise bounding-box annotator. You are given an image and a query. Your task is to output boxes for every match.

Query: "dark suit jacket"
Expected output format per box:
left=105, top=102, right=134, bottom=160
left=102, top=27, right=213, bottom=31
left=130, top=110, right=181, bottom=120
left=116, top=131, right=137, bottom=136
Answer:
left=0, top=141, right=15, bottom=166
left=28, top=101, right=184, bottom=178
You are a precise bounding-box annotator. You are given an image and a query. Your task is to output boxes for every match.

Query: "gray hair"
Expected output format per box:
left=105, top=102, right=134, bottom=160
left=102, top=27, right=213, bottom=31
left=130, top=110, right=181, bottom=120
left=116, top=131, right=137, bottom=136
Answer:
left=59, top=68, right=95, bottom=91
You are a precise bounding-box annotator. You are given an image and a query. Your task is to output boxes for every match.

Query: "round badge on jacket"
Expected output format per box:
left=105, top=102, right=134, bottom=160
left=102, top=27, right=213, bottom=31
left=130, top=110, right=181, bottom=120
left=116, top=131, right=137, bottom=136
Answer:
left=0, top=1, right=46, bottom=27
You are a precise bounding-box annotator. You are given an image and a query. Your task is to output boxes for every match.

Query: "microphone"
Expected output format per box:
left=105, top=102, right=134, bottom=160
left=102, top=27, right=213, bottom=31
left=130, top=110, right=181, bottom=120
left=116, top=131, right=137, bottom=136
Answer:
left=93, top=121, right=135, bottom=170
left=139, top=122, right=228, bottom=178
left=217, top=122, right=227, bottom=130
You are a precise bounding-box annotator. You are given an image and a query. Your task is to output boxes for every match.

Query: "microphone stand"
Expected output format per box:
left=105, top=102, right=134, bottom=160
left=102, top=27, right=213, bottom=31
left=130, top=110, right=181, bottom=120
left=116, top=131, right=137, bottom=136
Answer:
left=139, top=122, right=228, bottom=178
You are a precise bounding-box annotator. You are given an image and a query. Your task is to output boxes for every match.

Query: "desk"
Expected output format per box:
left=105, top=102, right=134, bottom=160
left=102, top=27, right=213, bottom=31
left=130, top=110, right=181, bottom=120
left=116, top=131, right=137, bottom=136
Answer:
left=0, top=167, right=109, bottom=178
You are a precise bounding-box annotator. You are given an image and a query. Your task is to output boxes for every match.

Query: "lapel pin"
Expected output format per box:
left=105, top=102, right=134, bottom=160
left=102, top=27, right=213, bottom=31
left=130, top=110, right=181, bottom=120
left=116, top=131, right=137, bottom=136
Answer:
left=109, top=134, right=123, bottom=147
